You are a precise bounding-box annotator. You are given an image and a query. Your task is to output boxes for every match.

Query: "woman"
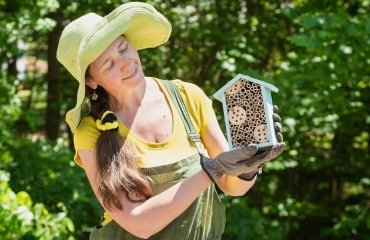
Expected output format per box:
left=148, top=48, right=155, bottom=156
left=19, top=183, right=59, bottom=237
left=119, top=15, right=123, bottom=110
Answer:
left=56, top=2, right=285, bottom=239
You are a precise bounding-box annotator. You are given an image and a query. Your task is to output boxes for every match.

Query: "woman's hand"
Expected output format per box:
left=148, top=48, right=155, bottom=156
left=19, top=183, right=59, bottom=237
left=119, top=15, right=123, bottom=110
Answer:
left=200, top=142, right=285, bottom=183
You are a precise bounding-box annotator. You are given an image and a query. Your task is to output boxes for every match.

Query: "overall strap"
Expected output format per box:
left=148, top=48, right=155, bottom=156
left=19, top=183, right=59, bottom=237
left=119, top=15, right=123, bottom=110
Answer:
left=161, top=80, right=204, bottom=154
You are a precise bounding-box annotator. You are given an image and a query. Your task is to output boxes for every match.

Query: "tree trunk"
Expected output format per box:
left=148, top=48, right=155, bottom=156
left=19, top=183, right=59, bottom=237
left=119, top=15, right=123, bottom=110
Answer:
left=7, top=58, right=17, bottom=77
left=45, top=13, right=63, bottom=140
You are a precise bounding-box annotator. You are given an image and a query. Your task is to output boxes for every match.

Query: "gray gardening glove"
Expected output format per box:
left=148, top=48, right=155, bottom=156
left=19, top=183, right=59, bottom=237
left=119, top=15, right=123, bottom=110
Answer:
left=238, top=105, right=284, bottom=181
left=200, top=142, right=285, bottom=183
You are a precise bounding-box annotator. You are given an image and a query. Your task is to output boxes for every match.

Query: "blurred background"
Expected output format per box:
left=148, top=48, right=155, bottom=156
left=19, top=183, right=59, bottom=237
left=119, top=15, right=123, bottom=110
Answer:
left=0, top=0, right=369, bottom=239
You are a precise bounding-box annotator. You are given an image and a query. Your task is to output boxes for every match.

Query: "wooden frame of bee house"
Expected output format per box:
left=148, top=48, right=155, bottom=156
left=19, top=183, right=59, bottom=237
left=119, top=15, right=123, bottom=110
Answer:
left=213, top=74, right=279, bottom=150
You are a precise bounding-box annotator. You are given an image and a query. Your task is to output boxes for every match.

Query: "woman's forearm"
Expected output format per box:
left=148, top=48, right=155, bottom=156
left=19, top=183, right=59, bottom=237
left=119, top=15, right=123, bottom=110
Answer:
left=217, top=174, right=256, bottom=196
left=111, top=169, right=212, bottom=238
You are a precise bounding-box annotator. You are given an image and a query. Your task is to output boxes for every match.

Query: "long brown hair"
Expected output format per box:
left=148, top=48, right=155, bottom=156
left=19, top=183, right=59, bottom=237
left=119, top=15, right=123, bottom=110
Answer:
left=86, top=74, right=152, bottom=210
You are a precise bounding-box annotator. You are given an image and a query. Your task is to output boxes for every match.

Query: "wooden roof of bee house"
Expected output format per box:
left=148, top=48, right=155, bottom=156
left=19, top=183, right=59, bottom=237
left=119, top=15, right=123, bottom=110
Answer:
left=213, top=73, right=278, bottom=101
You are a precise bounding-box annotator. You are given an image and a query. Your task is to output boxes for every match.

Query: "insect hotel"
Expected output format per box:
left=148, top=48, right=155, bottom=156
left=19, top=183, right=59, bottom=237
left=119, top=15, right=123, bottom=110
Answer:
left=213, top=73, right=279, bottom=150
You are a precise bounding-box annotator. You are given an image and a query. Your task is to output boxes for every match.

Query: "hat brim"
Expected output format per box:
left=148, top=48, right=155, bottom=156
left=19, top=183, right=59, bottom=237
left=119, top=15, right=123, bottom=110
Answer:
left=66, top=2, right=171, bottom=133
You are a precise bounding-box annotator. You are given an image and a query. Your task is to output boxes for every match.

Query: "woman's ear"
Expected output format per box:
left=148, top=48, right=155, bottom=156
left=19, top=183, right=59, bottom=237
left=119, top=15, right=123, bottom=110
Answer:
left=85, top=66, right=97, bottom=89
left=86, top=78, right=97, bottom=90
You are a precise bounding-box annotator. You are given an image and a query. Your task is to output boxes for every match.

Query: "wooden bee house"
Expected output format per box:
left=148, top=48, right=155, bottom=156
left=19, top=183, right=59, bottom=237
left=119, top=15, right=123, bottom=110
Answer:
left=213, top=74, right=279, bottom=150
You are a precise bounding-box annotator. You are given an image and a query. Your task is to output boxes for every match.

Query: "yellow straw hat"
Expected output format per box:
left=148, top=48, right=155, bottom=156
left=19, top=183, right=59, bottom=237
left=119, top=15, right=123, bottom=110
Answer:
left=56, top=2, right=172, bottom=133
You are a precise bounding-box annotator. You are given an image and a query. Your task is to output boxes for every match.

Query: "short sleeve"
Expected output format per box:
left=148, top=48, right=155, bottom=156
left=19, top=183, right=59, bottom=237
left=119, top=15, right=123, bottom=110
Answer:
left=175, top=80, right=213, bottom=137
left=73, top=116, right=100, bottom=168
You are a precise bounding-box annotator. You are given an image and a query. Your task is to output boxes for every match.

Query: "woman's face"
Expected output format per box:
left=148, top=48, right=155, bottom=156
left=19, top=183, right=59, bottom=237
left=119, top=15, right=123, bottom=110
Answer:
left=86, top=36, right=145, bottom=94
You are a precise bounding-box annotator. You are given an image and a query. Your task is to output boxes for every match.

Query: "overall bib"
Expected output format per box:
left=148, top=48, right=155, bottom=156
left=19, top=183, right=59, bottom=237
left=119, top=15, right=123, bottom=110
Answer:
left=90, top=80, right=226, bottom=239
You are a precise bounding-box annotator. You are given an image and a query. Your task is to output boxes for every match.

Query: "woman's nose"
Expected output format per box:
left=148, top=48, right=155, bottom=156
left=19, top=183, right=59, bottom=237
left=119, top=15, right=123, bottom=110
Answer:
left=117, top=54, right=130, bottom=69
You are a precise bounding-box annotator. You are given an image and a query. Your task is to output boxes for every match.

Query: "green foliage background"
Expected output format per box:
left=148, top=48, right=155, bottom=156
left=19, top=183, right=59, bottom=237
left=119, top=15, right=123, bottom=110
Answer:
left=0, top=0, right=369, bottom=239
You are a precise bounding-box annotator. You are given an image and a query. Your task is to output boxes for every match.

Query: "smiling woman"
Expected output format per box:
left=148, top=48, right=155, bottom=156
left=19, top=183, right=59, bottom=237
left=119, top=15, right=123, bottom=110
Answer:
left=86, top=37, right=146, bottom=102
left=56, top=2, right=284, bottom=239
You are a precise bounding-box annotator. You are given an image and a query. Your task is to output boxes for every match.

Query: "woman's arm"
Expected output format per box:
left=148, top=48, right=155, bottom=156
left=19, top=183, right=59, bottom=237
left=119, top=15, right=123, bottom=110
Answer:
left=79, top=149, right=211, bottom=239
left=201, top=108, right=257, bottom=196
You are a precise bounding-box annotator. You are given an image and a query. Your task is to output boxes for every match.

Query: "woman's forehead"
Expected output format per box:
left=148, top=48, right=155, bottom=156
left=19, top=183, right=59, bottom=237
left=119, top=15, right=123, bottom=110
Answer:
left=91, top=36, right=127, bottom=68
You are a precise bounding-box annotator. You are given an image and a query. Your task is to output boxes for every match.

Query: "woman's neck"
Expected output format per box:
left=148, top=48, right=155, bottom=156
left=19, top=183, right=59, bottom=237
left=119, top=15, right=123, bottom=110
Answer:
left=108, top=76, right=155, bottom=113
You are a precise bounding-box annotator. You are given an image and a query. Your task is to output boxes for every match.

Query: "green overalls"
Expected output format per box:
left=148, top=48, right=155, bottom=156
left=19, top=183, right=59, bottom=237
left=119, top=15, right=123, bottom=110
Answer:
left=90, top=80, right=226, bottom=240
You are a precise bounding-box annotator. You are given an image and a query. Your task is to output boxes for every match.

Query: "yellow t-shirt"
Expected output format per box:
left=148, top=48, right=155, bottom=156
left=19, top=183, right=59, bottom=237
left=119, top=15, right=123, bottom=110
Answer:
left=73, top=78, right=213, bottom=168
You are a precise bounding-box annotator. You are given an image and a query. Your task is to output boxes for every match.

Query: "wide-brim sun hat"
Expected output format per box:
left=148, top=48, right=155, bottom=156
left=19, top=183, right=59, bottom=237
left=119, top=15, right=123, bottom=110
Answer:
left=56, top=2, right=172, bottom=133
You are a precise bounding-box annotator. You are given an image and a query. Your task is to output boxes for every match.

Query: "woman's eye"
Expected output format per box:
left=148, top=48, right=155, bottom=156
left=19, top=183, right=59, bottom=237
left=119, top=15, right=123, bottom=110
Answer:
left=105, top=63, right=113, bottom=71
left=119, top=45, right=127, bottom=53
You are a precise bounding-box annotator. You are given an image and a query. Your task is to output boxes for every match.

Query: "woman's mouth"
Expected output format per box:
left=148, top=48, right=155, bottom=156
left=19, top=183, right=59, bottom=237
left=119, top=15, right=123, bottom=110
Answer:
left=122, top=65, right=138, bottom=80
